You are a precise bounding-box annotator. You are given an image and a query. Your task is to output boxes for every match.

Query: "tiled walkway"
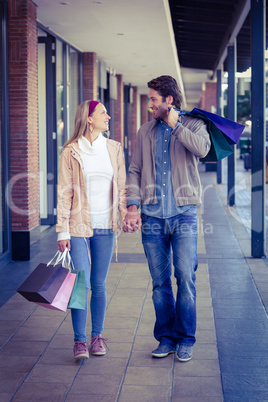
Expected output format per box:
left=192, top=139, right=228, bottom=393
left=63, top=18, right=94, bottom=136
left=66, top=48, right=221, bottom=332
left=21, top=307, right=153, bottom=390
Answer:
left=0, top=159, right=268, bottom=401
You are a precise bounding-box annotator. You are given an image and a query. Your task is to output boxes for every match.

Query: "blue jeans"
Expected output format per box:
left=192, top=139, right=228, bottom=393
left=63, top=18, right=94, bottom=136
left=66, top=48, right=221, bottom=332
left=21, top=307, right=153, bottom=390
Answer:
left=141, top=207, right=198, bottom=347
left=70, top=229, right=115, bottom=341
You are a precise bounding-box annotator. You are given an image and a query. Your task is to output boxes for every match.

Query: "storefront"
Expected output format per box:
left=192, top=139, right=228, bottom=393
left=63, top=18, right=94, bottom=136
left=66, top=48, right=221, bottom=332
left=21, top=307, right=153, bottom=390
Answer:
left=37, top=25, right=83, bottom=225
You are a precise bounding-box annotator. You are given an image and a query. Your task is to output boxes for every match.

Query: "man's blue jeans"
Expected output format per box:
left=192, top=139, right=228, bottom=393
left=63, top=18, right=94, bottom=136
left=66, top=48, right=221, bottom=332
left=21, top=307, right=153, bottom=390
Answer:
left=70, top=229, right=115, bottom=341
left=141, top=207, right=198, bottom=348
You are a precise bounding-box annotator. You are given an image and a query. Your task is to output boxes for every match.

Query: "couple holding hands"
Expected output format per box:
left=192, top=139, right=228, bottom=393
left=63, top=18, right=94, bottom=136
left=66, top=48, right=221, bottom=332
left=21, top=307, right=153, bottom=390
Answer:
left=56, top=75, right=211, bottom=361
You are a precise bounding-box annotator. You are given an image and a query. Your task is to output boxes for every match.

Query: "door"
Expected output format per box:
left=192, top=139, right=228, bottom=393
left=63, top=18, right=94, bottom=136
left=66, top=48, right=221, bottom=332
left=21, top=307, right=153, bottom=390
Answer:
left=38, top=34, right=57, bottom=225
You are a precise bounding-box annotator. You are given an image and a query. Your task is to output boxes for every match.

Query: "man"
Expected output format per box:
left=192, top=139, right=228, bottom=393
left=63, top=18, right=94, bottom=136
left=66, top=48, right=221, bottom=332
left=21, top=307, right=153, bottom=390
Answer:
left=123, top=75, right=211, bottom=362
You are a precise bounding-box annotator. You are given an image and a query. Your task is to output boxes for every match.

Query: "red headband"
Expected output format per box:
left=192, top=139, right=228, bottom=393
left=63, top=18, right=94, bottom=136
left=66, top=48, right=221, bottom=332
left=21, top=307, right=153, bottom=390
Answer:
left=88, top=100, right=99, bottom=117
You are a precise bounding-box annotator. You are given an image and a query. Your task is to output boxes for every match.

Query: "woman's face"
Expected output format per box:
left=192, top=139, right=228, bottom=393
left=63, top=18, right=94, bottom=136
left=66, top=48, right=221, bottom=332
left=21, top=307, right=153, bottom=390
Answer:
left=89, top=103, right=111, bottom=132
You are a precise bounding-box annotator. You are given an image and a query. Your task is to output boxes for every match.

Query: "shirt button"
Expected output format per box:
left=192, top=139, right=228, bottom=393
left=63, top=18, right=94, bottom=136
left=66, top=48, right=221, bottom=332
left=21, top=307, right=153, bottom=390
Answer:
left=164, top=162, right=166, bottom=164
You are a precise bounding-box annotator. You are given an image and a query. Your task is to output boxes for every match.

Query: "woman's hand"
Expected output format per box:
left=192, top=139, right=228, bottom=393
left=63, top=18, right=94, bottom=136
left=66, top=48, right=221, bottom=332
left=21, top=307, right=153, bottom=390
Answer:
left=58, top=239, right=71, bottom=252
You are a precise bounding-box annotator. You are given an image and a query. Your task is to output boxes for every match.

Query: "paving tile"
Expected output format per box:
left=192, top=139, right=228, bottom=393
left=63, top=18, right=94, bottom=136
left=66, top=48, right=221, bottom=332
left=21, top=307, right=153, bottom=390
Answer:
left=1, top=340, right=47, bottom=356
left=124, top=366, right=172, bottom=386
left=0, top=392, right=14, bottom=401
left=12, top=382, right=69, bottom=401
left=196, top=307, right=214, bottom=318
left=132, top=335, right=157, bottom=353
left=66, top=394, right=116, bottom=402
left=0, top=371, right=26, bottom=393
left=80, top=357, right=127, bottom=375
left=174, top=359, right=220, bottom=377
left=118, top=385, right=170, bottom=402
left=0, top=355, right=37, bottom=372
left=193, top=343, right=219, bottom=360
left=102, top=327, right=136, bottom=342
left=69, top=374, right=121, bottom=396
left=172, top=376, right=223, bottom=398
left=37, top=347, right=77, bottom=365
left=0, top=308, right=34, bottom=321
left=128, top=350, right=174, bottom=368
left=135, top=323, right=154, bottom=336
left=0, top=320, right=25, bottom=334
left=196, top=317, right=215, bottom=331
left=48, top=334, right=74, bottom=348
left=195, top=330, right=216, bottom=344
left=25, top=364, right=79, bottom=384
left=104, top=342, right=133, bottom=358
left=104, top=315, right=138, bottom=328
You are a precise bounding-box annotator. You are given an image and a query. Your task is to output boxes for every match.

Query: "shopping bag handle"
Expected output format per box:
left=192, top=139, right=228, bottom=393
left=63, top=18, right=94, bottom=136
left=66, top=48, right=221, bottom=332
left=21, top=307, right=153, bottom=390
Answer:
left=47, top=249, right=74, bottom=270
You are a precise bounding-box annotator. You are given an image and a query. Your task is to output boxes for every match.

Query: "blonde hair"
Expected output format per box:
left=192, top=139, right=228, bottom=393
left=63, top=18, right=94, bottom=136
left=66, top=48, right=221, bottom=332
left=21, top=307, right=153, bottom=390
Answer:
left=63, top=100, right=92, bottom=148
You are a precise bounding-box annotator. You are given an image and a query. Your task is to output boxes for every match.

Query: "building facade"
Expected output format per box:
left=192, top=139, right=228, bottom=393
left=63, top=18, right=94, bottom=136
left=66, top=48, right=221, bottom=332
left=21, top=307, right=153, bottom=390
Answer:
left=0, top=0, right=151, bottom=267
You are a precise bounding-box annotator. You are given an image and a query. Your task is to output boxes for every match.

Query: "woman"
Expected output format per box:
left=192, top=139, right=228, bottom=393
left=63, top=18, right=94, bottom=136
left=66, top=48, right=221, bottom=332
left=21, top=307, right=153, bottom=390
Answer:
left=56, top=100, right=127, bottom=359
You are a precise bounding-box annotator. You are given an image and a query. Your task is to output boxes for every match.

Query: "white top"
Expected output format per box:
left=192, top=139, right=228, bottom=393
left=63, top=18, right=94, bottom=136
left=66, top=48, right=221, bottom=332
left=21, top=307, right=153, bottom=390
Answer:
left=57, top=134, right=113, bottom=241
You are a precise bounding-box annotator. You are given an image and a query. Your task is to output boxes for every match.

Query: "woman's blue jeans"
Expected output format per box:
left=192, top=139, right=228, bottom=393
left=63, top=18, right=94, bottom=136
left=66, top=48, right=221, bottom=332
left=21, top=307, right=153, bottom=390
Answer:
left=70, top=229, right=115, bottom=341
left=141, top=207, right=198, bottom=348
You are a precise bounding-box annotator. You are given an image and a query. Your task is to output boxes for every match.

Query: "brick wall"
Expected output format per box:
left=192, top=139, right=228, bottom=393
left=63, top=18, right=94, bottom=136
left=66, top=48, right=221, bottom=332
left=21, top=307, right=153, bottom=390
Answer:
left=83, top=52, right=97, bottom=101
left=8, top=0, right=39, bottom=234
left=114, top=74, right=124, bottom=145
left=141, top=94, right=149, bottom=125
left=199, top=82, right=217, bottom=112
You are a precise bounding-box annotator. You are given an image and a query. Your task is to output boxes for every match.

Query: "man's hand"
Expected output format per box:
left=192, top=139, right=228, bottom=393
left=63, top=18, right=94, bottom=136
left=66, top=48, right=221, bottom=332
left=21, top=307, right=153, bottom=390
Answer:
left=58, top=239, right=71, bottom=252
left=123, top=205, right=142, bottom=233
left=167, top=106, right=180, bottom=129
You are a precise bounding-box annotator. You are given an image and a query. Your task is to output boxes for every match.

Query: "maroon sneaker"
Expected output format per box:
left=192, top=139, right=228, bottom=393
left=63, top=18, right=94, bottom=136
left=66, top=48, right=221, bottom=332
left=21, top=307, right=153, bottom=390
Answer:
left=89, top=335, right=108, bottom=356
left=73, top=341, right=89, bottom=359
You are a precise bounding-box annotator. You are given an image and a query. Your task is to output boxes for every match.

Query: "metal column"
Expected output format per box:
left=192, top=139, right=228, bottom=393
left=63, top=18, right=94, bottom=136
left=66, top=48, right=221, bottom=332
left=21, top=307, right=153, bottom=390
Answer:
left=251, top=0, right=266, bottom=257
left=216, top=68, right=223, bottom=184
left=227, top=42, right=237, bottom=206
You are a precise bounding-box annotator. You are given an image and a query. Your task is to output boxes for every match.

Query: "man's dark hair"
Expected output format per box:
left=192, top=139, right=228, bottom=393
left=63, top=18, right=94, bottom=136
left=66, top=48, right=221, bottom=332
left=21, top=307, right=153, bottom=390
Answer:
left=147, top=75, right=183, bottom=109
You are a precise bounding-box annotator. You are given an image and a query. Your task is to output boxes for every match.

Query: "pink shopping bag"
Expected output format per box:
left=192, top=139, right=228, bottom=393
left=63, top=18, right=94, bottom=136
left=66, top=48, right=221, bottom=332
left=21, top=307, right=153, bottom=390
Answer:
left=36, top=271, right=76, bottom=312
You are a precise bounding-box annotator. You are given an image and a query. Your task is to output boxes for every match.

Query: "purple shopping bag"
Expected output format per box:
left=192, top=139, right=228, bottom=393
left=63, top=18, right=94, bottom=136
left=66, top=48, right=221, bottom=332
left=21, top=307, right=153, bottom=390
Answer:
left=191, top=108, right=245, bottom=144
left=17, top=263, right=69, bottom=304
left=36, top=271, right=76, bottom=312
left=17, top=250, right=71, bottom=304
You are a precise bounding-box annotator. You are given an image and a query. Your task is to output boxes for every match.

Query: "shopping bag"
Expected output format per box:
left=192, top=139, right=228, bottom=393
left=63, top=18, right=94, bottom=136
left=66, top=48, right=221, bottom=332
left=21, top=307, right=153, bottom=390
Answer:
left=68, top=270, right=86, bottom=310
left=36, top=270, right=76, bottom=312
left=199, top=115, right=234, bottom=162
left=17, top=250, right=70, bottom=304
left=177, top=108, right=243, bottom=162
left=191, top=108, right=245, bottom=145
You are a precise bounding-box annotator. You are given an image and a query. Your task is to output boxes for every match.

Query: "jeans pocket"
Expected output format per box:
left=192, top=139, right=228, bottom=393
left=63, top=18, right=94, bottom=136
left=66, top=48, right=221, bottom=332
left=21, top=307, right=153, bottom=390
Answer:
left=141, top=213, right=151, bottom=223
left=182, top=205, right=197, bottom=216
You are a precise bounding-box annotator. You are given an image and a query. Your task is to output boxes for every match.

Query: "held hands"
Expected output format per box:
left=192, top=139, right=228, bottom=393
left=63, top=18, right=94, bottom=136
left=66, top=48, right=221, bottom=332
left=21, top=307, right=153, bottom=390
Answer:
left=123, top=205, right=142, bottom=233
left=58, top=239, right=71, bottom=252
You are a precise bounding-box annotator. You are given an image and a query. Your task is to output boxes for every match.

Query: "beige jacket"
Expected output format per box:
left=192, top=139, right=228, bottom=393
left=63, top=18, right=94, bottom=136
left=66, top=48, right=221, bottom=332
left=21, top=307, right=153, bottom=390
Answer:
left=56, top=138, right=127, bottom=238
left=127, top=115, right=211, bottom=206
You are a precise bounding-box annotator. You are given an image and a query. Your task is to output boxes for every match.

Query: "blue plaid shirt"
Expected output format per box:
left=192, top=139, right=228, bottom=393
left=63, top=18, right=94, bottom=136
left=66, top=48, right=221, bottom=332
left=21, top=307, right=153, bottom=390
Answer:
left=128, top=119, right=192, bottom=218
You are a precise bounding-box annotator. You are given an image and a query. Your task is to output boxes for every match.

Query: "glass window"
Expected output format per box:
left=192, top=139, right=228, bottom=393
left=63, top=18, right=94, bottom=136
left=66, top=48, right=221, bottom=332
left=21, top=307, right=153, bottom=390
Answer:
left=67, top=47, right=80, bottom=138
left=56, top=39, right=64, bottom=174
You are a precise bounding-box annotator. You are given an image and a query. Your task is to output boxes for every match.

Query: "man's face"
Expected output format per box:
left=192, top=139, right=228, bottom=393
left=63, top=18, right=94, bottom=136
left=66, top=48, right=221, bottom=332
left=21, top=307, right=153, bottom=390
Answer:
left=148, top=89, right=168, bottom=120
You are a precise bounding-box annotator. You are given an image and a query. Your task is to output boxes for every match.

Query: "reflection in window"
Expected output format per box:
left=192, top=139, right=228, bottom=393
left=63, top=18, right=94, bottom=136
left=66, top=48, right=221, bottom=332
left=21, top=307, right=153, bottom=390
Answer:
left=56, top=39, right=64, bottom=175
left=68, top=47, right=80, bottom=138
